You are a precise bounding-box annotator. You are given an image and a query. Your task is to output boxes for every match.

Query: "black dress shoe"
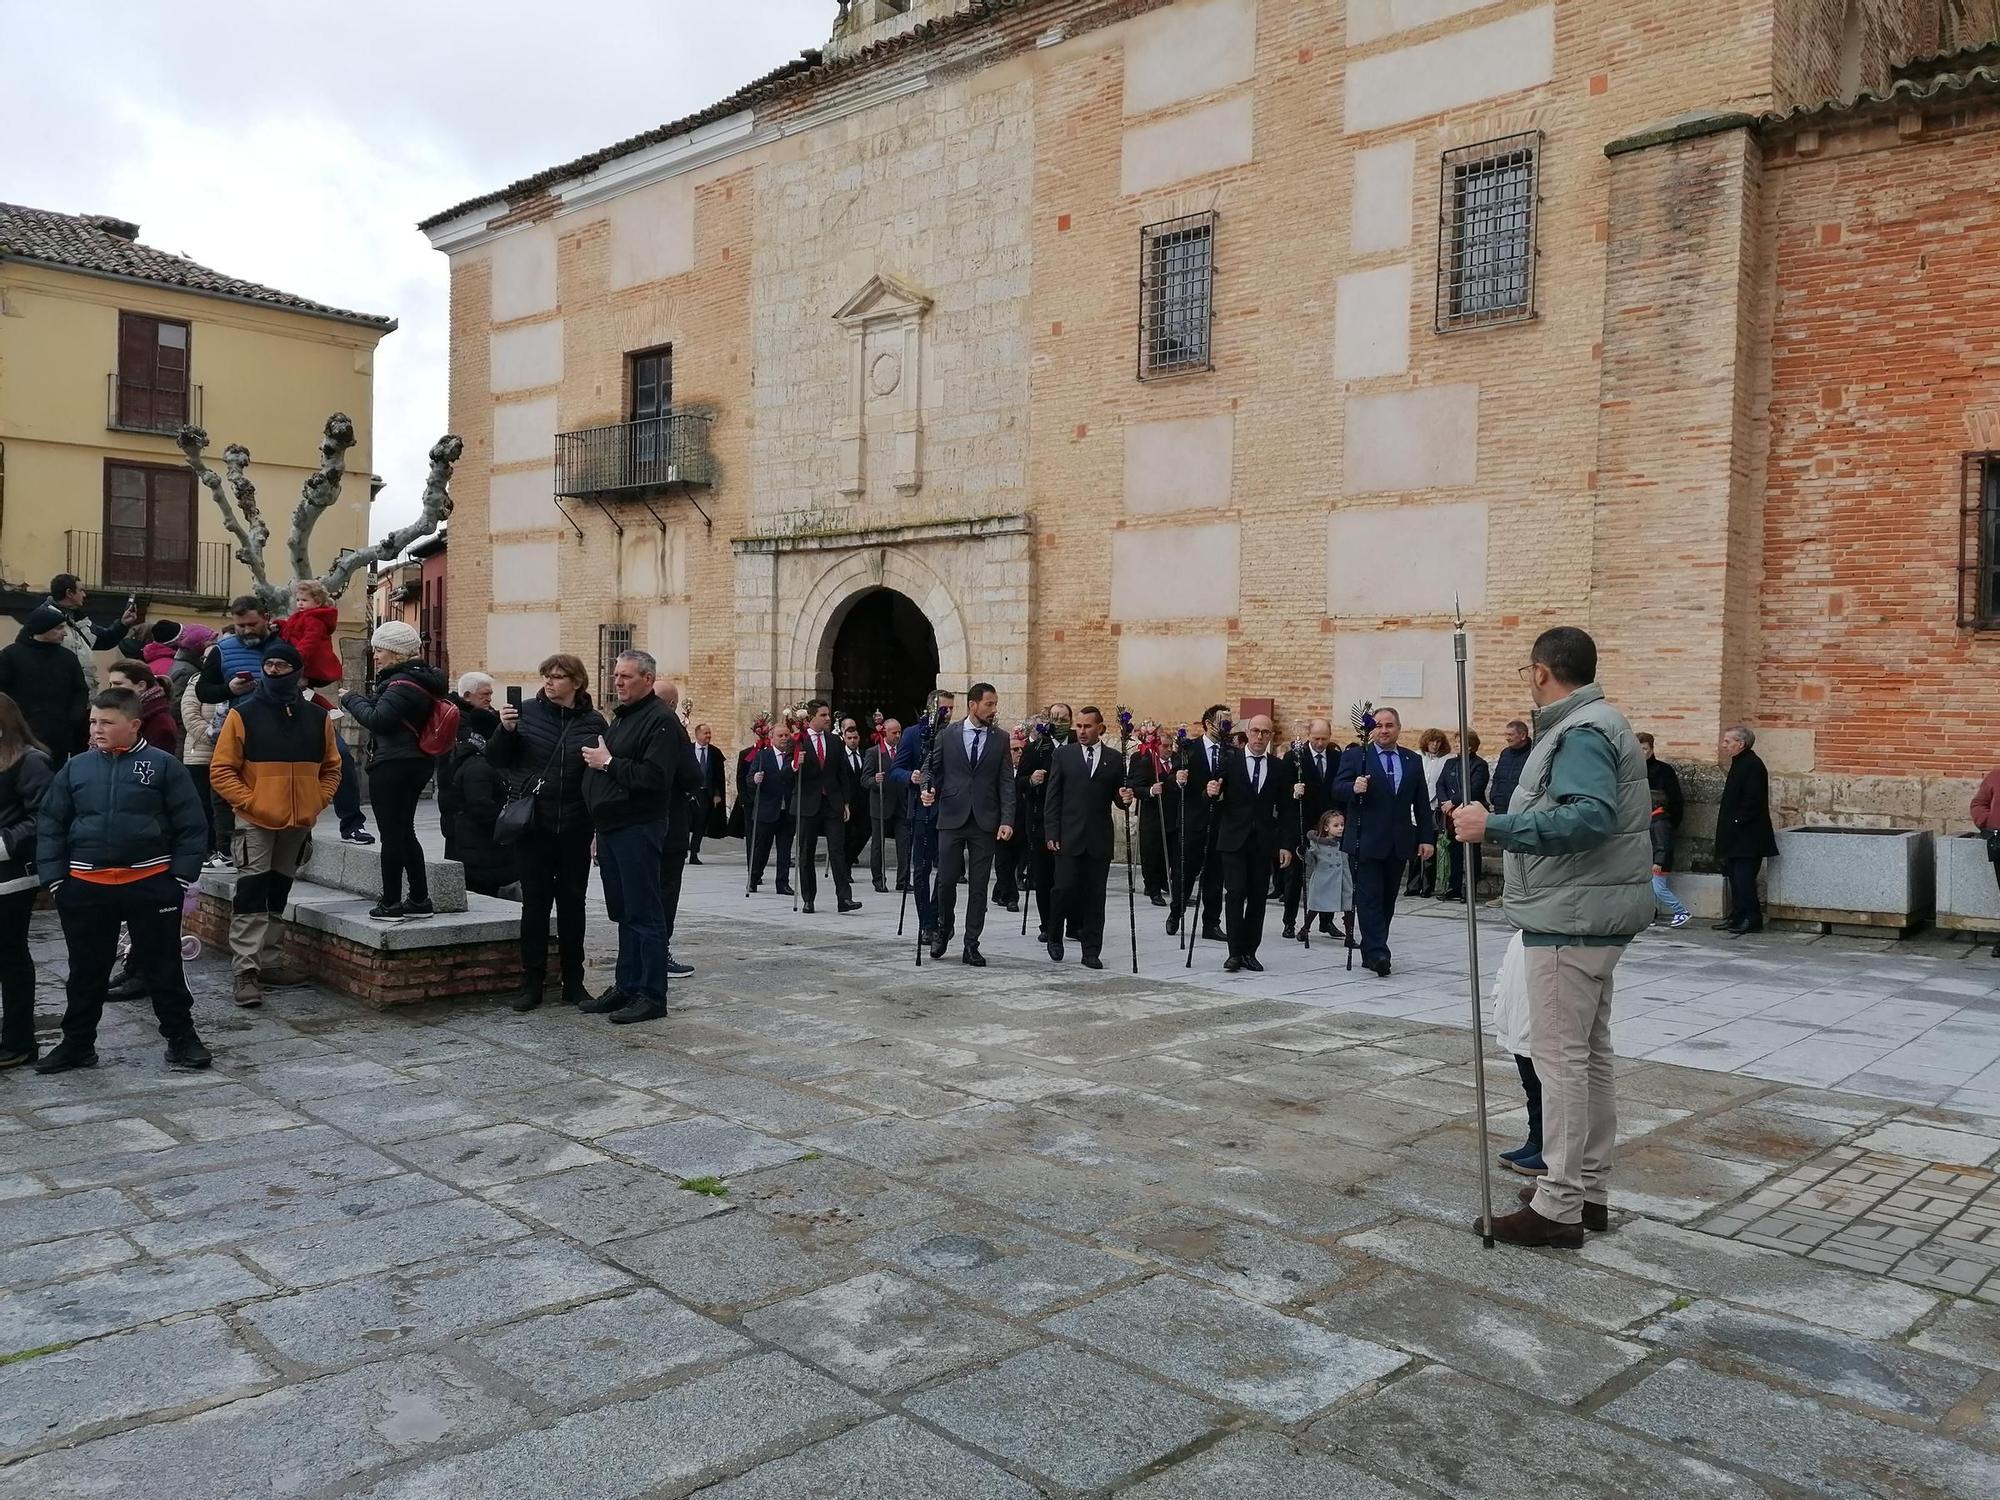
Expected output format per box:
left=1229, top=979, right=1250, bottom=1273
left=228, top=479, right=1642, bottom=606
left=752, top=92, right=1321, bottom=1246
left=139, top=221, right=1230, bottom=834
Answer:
left=1242, top=955, right=1264, bottom=972
left=801, top=902, right=815, bottom=914
left=1046, top=936, right=1063, bottom=962
left=34, top=1041, right=98, bottom=1074
left=1036, top=929, right=1050, bottom=944
left=560, top=978, right=592, bottom=1007
left=1201, top=924, right=1226, bottom=942
left=1711, top=919, right=1742, bottom=932
left=687, top=854, right=702, bottom=865
left=775, top=883, right=795, bottom=896
left=873, top=881, right=890, bottom=893
left=930, top=937, right=949, bottom=960
left=166, top=1033, right=212, bottom=1070
left=1164, top=914, right=1181, bottom=936
left=507, top=982, right=545, bottom=1013
left=1369, top=958, right=1392, bottom=977
left=1735, top=921, right=1764, bottom=935
left=1281, top=923, right=1295, bottom=940
left=1223, top=955, right=1243, bottom=973
left=1082, top=954, right=1104, bottom=970
left=839, top=899, right=863, bottom=913
left=962, top=947, right=986, bottom=967
left=1149, top=892, right=1168, bottom=908
left=609, top=998, right=668, bottom=1025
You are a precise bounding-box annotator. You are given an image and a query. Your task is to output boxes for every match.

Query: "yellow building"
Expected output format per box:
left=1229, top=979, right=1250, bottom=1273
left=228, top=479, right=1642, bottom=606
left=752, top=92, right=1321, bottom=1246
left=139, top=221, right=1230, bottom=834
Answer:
left=0, top=203, right=395, bottom=640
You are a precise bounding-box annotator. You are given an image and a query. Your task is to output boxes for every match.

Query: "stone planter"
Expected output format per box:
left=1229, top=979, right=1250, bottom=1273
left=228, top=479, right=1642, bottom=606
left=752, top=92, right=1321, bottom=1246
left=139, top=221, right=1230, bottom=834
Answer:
left=1764, top=826, right=1935, bottom=937
left=1936, top=832, right=2000, bottom=936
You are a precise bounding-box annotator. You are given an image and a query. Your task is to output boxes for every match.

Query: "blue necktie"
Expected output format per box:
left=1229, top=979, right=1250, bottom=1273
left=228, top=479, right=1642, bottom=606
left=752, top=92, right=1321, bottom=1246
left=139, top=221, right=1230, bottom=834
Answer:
left=1380, top=748, right=1398, bottom=792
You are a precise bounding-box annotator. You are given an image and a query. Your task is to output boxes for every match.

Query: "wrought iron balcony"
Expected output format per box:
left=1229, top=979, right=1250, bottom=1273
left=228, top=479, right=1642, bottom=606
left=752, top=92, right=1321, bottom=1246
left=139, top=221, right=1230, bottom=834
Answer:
left=107, top=373, right=201, bottom=436
left=67, top=530, right=236, bottom=603
left=555, top=411, right=714, bottom=499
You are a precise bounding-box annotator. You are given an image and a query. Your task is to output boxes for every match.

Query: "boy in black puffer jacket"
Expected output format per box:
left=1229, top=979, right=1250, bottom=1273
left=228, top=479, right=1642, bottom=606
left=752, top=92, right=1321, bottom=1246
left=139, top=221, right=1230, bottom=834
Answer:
left=36, top=688, right=210, bottom=1074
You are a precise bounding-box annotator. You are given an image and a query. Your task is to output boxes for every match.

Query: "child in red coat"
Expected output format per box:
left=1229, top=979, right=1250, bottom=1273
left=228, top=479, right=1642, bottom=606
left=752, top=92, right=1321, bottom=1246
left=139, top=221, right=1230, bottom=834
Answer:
left=279, top=580, right=344, bottom=691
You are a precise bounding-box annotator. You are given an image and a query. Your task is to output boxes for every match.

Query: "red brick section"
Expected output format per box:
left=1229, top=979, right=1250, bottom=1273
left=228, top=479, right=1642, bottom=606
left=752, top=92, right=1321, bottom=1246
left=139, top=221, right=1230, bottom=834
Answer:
left=1757, top=97, right=2000, bottom=778
left=189, top=895, right=558, bottom=1010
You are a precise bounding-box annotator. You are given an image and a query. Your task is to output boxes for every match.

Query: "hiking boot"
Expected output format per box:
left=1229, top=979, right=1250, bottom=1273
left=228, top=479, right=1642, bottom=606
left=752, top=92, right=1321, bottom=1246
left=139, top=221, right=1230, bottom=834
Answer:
left=166, top=1033, right=213, bottom=1070
left=34, top=1041, right=98, bottom=1074
left=233, top=973, right=264, bottom=1008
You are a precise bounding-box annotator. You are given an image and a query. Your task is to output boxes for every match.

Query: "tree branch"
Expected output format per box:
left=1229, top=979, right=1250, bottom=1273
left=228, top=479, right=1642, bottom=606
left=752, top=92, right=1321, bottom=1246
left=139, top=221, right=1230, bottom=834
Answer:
left=318, top=434, right=463, bottom=601
left=176, top=426, right=271, bottom=595
left=287, top=413, right=355, bottom=584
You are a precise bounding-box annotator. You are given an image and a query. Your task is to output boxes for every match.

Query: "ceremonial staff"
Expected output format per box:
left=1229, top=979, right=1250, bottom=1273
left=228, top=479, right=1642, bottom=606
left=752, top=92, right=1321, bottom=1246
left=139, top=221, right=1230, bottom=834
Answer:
left=898, top=702, right=946, bottom=939
left=916, top=700, right=950, bottom=968
left=1453, top=599, right=1497, bottom=1249
left=1185, top=715, right=1230, bottom=970
left=870, top=712, right=887, bottom=896
left=745, top=714, right=770, bottom=899
left=1143, top=722, right=1171, bottom=933
left=792, top=707, right=808, bottom=914
left=1345, top=702, right=1374, bottom=974
left=1173, top=725, right=1190, bottom=950
left=1021, top=720, right=1046, bottom=938
left=1117, top=707, right=1139, bottom=975
left=1292, top=736, right=1310, bottom=952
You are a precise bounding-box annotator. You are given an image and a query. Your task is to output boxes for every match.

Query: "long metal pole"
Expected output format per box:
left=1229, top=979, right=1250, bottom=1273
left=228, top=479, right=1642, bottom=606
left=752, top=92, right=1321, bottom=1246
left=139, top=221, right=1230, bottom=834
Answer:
left=1119, top=711, right=1138, bottom=975
left=746, top=739, right=765, bottom=898
left=1454, top=601, right=1497, bottom=1250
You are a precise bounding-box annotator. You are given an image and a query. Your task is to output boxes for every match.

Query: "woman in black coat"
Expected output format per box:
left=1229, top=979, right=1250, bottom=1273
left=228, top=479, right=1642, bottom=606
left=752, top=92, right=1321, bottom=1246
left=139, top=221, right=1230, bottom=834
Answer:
left=0, top=693, right=54, bottom=1067
left=488, top=654, right=608, bottom=1011
left=0, top=607, right=88, bottom=765
left=1434, top=731, right=1491, bottom=902
left=1714, top=725, right=1779, bottom=935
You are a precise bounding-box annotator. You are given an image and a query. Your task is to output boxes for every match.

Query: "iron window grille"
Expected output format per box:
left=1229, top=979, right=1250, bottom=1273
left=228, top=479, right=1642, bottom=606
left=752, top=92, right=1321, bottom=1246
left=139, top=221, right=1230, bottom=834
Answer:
left=1437, top=131, right=1541, bottom=332
left=1957, top=452, right=2000, bottom=629
left=599, top=623, right=635, bottom=695
left=1139, top=211, right=1215, bottom=379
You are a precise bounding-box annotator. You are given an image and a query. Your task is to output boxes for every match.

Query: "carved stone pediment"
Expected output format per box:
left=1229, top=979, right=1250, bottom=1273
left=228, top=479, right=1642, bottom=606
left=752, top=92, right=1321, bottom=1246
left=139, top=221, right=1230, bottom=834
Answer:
left=834, top=271, right=933, bottom=326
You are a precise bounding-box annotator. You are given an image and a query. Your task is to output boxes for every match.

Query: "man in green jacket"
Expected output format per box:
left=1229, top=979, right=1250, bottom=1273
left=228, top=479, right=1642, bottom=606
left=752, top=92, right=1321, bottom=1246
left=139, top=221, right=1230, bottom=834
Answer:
left=1452, top=626, right=1651, bottom=1249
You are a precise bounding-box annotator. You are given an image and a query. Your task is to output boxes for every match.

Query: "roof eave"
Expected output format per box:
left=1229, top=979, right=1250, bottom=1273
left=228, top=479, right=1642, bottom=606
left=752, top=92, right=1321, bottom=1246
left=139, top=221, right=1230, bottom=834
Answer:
left=0, top=252, right=398, bottom=333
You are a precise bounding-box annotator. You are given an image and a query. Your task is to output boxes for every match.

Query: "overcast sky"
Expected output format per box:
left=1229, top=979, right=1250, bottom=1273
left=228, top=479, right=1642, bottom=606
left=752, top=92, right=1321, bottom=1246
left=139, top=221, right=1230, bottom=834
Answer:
left=2, top=0, right=831, bottom=544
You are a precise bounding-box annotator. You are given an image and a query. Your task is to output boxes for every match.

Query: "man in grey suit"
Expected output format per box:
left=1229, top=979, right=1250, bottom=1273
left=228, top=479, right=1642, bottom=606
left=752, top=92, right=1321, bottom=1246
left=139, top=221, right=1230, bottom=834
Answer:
left=921, top=682, right=1017, bottom=966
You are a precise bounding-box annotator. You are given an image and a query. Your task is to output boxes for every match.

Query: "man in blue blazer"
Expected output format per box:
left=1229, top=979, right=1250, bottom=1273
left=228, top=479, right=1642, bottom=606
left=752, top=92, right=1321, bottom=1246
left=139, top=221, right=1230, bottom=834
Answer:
left=1334, top=706, right=1436, bottom=976
left=890, top=688, right=955, bottom=947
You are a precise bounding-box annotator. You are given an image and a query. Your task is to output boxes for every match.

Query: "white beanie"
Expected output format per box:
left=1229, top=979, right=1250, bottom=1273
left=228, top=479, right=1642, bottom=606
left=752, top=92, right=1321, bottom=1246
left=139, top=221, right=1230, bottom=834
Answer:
left=371, top=621, right=422, bottom=656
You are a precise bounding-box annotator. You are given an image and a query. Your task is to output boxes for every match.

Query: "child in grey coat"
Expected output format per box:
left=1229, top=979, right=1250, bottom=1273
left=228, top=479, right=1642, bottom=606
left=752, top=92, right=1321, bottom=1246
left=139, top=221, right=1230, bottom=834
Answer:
left=1297, top=810, right=1355, bottom=949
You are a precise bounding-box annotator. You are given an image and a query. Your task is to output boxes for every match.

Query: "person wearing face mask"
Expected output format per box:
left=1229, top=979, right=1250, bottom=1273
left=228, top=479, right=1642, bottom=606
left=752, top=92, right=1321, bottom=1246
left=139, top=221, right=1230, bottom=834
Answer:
left=206, top=640, right=342, bottom=1009
left=1017, top=703, right=1073, bottom=946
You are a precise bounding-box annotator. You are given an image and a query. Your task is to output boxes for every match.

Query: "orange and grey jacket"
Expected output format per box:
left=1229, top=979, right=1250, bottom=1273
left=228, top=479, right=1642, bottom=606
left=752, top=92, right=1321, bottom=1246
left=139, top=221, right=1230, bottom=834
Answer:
left=208, top=688, right=342, bottom=833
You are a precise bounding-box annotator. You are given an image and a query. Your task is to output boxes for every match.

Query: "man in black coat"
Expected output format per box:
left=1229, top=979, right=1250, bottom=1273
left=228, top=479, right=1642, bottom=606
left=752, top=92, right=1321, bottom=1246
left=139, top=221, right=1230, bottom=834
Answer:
left=1334, top=706, right=1437, bottom=976
left=850, top=719, right=903, bottom=893
left=0, top=605, right=89, bottom=764
left=742, top=726, right=795, bottom=894
left=1714, top=724, right=1778, bottom=935
left=922, top=682, right=1017, bottom=966
left=1173, top=705, right=1232, bottom=941
left=688, top=722, right=726, bottom=864
left=1124, top=722, right=1175, bottom=909
left=1280, top=718, right=1339, bottom=939
left=1435, top=732, right=1491, bottom=902
left=793, top=699, right=860, bottom=915
left=1490, top=719, right=1533, bottom=814
left=1042, top=707, right=1132, bottom=968
left=1016, top=704, right=1073, bottom=944
left=1207, top=712, right=1295, bottom=972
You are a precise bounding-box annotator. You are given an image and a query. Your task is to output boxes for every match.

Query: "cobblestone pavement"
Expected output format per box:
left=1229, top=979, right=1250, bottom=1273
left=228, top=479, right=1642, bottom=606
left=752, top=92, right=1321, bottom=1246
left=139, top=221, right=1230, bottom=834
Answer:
left=4, top=852, right=2000, bottom=1498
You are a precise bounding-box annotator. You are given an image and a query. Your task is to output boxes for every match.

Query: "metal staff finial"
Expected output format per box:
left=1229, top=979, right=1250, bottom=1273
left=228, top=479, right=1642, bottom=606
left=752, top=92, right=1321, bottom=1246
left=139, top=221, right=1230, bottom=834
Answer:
left=1452, top=591, right=1497, bottom=1249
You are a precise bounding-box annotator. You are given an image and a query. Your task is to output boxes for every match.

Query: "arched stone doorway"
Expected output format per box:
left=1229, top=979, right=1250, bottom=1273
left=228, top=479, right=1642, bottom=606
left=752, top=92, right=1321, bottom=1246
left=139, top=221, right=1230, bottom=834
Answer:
left=826, top=587, right=938, bottom=728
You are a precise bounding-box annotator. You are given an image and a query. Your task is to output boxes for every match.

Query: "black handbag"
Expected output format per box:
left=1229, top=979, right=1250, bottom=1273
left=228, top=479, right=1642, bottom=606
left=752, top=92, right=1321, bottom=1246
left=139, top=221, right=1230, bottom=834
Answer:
left=494, top=723, right=563, bottom=847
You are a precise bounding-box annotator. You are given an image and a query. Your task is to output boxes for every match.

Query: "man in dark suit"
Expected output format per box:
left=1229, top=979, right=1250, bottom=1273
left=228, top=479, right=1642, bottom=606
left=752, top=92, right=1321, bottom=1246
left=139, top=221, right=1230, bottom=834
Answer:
left=1281, top=717, right=1339, bottom=939
left=1207, top=712, right=1296, bottom=971
left=793, top=698, right=861, bottom=915
left=1043, top=706, right=1132, bottom=968
left=688, top=723, right=726, bottom=865
left=1173, top=704, right=1231, bottom=941
left=1334, top=705, right=1436, bottom=976
left=1017, top=704, right=1073, bottom=944
left=921, top=681, right=1017, bottom=966
left=1713, top=724, right=1778, bottom=935
left=891, top=693, right=954, bottom=945
left=743, top=725, right=795, bottom=894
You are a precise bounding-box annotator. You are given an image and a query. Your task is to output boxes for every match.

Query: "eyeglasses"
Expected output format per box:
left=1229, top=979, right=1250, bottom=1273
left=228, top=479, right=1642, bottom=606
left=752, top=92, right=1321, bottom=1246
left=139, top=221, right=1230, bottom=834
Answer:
left=1516, top=664, right=1536, bottom=681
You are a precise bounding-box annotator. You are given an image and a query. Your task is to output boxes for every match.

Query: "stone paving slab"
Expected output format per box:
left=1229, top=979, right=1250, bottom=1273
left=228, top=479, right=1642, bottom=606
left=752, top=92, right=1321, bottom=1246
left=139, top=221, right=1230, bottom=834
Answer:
left=484, top=1160, right=734, bottom=1245
left=697, top=1416, right=1041, bottom=1500
left=598, top=1116, right=811, bottom=1180
left=1121, top=1432, right=1430, bottom=1500
left=388, top=1122, right=606, bottom=1189
left=234, top=1196, right=529, bottom=1289
left=0, top=1230, right=140, bottom=1290
left=0, top=1253, right=272, bottom=1352
left=466, top=1288, right=750, bottom=1406
left=1104, top=1204, right=1359, bottom=1304
left=859, top=1212, right=1140, bottom=1315
left=601, top=1205, right=865, bottom=1313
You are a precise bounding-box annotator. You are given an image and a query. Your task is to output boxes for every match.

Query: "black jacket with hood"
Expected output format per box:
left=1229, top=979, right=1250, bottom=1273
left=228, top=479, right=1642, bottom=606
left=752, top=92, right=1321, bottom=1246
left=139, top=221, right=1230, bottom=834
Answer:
left=341, top=660, right=448, bottom=766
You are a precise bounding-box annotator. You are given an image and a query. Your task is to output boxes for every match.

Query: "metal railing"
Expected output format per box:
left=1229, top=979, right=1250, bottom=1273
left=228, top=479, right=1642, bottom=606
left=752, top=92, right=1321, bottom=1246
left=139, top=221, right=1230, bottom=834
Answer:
left=107, top=373, right=202, bottom=436
left=66, top=530, right=236, bottom=602
left=555, top=411, right=715, bottom=498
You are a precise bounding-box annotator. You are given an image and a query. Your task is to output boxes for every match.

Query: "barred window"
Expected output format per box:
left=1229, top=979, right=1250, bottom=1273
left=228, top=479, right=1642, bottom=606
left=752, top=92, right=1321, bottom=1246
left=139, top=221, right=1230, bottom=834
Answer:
left=1139, top=212, right=1215, bottom=378
left=1437, top=132, right=1540, bottom=331
left=598, top=622, right=635, bottom=693
left=1958, top=453, right=2000, bottom=629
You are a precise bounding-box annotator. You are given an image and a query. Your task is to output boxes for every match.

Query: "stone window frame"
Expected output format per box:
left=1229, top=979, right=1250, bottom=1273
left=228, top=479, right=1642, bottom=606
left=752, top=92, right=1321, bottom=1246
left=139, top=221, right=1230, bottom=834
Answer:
left=1958, top=451, right=2000, bottom=630
left=1435, top=130, right=1542, bottom=333
left=1138, top=211, right=1216, bottom=380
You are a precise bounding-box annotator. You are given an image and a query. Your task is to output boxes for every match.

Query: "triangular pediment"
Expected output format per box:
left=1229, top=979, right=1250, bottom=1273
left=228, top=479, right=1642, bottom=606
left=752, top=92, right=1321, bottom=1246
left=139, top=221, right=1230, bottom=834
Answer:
left=834, top=271, right=933, bottom=324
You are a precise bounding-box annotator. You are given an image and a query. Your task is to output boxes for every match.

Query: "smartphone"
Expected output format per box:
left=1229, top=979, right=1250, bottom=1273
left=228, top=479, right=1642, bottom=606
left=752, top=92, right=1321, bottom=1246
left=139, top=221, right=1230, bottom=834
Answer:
left=506, top=685, right=523, bottom=709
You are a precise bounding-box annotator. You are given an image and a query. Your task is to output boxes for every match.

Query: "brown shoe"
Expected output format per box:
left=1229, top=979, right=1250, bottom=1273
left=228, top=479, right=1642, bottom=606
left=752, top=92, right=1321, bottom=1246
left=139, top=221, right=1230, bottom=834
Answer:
left=1517, top=1186, right=1609, bottom=1232
left=1482, top=1203, right=1585, bottom=1249
left=232, top=973, right=263, bottom=1008
left=261, top=965, right=312, bottom=989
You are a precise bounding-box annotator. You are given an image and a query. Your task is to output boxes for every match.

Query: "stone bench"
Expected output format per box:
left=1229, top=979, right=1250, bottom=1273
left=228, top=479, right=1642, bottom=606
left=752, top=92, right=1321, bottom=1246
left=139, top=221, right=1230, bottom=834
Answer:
left=190, top=866, right=543, bottom=1008
left=298, top=834, right=468, bottom=913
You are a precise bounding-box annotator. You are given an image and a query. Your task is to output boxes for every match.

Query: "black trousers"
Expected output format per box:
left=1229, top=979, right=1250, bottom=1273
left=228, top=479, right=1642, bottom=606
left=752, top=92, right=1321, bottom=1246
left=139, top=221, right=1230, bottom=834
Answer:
left=799, top=808, right=852, bottom=906
left=1221, top=836, right=1278, bottom=959
left=0, top=887, right=36, bottom=1054
left=1353, top=855, right=1405, bottom=965
left=937, top=825, right=997, bottom=947
left=990, top=833, right=1020, bottom=904
left=1183, top=818, right=1225, bottom=927
left=750, top=819, right=793, bottom=889
left=1053, top=852, right=1111, bottom=957
left=518, top=825, right=593, bottom=985
left=1725, top=856, right=1764, bottom=927
left=192, top=764, right=222, bottom=855
left=1444, top=837, right=1484, bottom=898
left=55, top=874, right=195, bottom=1049
left=1516, top=1053, right=1544, bottom=1150
left=660, top=832, right=688, bottom=955
left=1139, top=802, right=1170, bottom=897
left=369, top=758, right=433, bottom=905
left=848, top=808, right=901, bottom=884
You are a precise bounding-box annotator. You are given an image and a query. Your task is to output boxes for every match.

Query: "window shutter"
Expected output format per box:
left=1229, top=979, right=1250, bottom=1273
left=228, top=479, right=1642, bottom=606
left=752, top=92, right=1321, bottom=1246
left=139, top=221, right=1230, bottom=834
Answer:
left=117, top=313, right=158, bottom=429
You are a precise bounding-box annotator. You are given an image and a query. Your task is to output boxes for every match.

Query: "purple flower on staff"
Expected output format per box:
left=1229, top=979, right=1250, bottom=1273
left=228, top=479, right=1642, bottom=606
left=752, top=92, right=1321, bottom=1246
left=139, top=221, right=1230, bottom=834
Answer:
left=1219, top=716, right=1233, bottom=737
left=1175, top=725, right=1188, bottom=746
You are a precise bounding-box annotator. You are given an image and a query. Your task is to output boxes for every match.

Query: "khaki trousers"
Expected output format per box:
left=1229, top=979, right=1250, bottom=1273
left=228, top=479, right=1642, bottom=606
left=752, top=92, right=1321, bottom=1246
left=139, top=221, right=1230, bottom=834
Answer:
left=1524, top=942, right=1624, bottom=1223
left=229, top=826, right=310, bottom=976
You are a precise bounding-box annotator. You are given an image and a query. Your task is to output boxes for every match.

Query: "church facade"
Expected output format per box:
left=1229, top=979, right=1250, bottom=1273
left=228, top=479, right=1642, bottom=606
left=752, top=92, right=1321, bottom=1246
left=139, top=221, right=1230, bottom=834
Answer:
left=423, top=0, right=2000, bottom=829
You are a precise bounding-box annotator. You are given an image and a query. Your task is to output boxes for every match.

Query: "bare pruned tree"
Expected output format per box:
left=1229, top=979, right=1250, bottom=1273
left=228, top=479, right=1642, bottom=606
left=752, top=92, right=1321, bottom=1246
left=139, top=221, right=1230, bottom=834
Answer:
left=175, top=416, right=462, bottom=614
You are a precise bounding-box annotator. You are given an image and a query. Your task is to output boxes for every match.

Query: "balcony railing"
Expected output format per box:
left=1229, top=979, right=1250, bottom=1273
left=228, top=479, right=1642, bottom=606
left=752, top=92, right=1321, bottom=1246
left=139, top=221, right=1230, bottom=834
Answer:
left=67, top=530, right=236, bottom=603
left=107, top=373, right=202, bottom=436
left=555, top=411, right=714, bottom=499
